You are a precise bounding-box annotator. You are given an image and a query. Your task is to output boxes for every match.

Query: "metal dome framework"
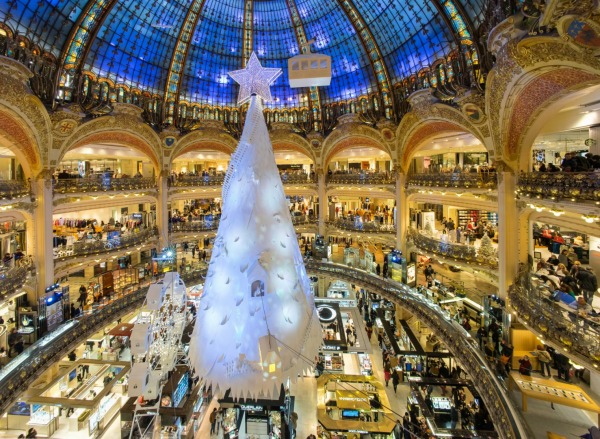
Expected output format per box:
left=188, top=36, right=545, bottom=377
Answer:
left=0, top=0, right=504, bottom=134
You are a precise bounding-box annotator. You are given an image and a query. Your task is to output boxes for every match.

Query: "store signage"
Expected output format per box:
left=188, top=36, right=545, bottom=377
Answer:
left=240, top=404, right=264, bottom=412
left=348, top=430, right=369, bottom=434
left=317, top=304, right=337, bottom=322
left=322, top=344, right=342, bottom=351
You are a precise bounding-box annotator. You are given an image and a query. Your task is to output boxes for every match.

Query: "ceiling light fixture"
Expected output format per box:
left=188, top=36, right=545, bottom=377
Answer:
left=582, top=214, right=598, bottom=224
left=550, top=209, right=564, bottom=217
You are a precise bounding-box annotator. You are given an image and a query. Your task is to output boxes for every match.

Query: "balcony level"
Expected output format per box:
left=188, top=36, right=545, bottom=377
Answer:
left=54, top=226, right=159, bottom=270
left=517, top=172, right=600, bottom=212
left=509, top=270, right=600, bottom=371
left=326, top=172, right=395, bottom=186
left=407, top=172, right=497, bottom=191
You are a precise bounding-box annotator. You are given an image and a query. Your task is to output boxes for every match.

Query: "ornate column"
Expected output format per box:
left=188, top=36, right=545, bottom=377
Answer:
left=317, top=169, right=327, bottom=236
left=32, top=169, right=55, bottom=299
left=156, top=170, right=170, bottom=249
left=395, top=172, right=408, bottom=253
left=497, top=171, right=524, bottom=298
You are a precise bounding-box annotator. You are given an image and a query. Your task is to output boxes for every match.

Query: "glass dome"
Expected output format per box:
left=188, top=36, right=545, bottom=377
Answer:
left=0, top=0, right=487, bottom=109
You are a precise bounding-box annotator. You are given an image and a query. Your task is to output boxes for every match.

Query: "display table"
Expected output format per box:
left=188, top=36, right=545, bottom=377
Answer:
left=509, top=372, right=600, bottom=425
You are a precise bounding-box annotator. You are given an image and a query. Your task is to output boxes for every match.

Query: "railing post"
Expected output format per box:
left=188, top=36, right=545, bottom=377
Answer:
left=32, top=168, right=55, bottom=300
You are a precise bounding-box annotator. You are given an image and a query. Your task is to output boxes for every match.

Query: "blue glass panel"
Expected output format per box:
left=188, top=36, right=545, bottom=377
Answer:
left=84, top=0, right=189, bottom=92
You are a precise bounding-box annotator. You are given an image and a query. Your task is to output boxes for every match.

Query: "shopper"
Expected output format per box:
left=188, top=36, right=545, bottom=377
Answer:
left=518, top=355, right=532, bottom=376
left=216, top=408, right=223, bottom=434
left=575, top=267, right=598, bottom=305
left=384, top=363, right=391, bottom=387
left=536, top=345, right=552, bottom=377
left=476, top=325, right=486, bottom=350
left=209, top=408, right=217, bottom=435
left=391, top=369, right=400, bottom=394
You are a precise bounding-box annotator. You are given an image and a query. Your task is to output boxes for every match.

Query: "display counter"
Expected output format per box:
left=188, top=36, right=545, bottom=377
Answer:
left=27, top=407, right=59, bottom=437
left=316, top=373, right=395, bottom=436
left=509, top=372, right=600, bottom=425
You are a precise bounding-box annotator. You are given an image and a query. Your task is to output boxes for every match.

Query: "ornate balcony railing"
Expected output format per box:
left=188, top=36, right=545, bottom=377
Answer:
left=53, top=177, right=156, bottom=194
left=0, top=260, right=35, bottom=300
left=291, top=215, right=318, bottom=226
left=170, top=220, right=220, bottom=233
left=0, top=268, right=206, bottom=416
left=408, top=228, right=499, bottom=268
left=327, top=173, right=395, bottom=185
left=407, top=172, right=497, bottom=190
left=0, top=180, right=30, bottom=200
left=280, top=173, right=316, bottom=184
left=517, top=171, right=600, bottom=203
left=170, top=175, right=225, bottom=187
left=304, top=261, right=525, bottom=439
left=53, top=226, right=159, bottom=260
left=327, top=218, right=396, bottom=234
left=509, top=270, right=600, bottom=369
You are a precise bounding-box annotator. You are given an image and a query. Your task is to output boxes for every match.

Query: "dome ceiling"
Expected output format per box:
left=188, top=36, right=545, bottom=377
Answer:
left=1, top=0, right=486, bottom=108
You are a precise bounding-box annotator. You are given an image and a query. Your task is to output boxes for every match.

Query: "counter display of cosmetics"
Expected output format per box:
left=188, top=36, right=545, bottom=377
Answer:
left=358, top=354, right=372, bottom=376
left=223, top=408, right=238, bottom=439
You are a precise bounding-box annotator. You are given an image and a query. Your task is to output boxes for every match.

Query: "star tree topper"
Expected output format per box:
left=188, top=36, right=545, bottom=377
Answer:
left=228, top=52, right=282, bottom=105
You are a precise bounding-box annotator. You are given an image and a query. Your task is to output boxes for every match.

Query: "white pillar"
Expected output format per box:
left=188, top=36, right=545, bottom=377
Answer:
left=589, top=125, right=600, bottom=155
left=156, top=171, right=169, bottom=249
left=318, top=172, right=327, bottom=236
left=396, top=172, right=407, bottom=253
left=32, top=170, right=54, bottom=300
left=497, top=172, right=519, bottom=298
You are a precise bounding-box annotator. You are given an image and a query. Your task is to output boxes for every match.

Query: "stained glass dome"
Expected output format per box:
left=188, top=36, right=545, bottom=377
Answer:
left=0, top=0, right=487, bottom=110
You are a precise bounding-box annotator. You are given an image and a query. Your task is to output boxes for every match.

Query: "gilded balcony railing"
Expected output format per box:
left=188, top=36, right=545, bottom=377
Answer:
left=170, top=220, right=220, bottom=233
left=509, top=269, right=600, bottom=369
left=0, top=180, right=30, bottom=199
left=280, top=173, right=317, bottom=184
left=170, top=175, right=225, bottom=187
left=407, top=172, right=497, bottom=190
left=53, top=177, right=156, bottom=194
left=0, top=259, right=35, bottom=300
left=408, top=228, right=498, bottom=268
left=327, top=218, right=396, bottom=234
left=327, top=173, right=395, bottom=185
left=53, top=226, right=159, bottom=260
left=517, top=171, right=600, bottom=203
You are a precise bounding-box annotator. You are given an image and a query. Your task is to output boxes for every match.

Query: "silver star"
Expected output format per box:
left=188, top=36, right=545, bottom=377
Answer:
left=228, top=52, right=282, bottom=105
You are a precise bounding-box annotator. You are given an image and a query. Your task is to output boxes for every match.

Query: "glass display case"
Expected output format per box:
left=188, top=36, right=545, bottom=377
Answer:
left=319, top=353, right=343, bottom=372
left=269, top=411, right=282, bottom=439
left=358, top=354, right=372, bottom=376
left=222, top=408, right=239, bottom=439
left=28, top=405, right=59, bottom=437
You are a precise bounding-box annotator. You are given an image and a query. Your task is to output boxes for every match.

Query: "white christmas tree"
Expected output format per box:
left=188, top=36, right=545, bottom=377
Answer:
left=188, top=53, right=322, bottom=399
left=477, top=232, right=497, bottom=263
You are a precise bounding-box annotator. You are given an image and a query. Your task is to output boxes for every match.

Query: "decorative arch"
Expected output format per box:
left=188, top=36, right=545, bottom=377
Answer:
left=58, top=116, right=162, bottom=170
left=486, top=35, right=600, bottom=167
left=271, top=132, right=316, bottom=164
left=507, top=67, right=600, bottom=167
left=398, top=119, right=480, bottom=170
left=0, top=108, right=41, bottom=178
left=171, top=130, right=238, bottom=165
left=322, top=124, right=391, bottom=168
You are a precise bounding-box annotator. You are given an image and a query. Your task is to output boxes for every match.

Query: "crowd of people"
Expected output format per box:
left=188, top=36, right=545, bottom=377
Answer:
left=533, top=152, right=600, bottom=173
